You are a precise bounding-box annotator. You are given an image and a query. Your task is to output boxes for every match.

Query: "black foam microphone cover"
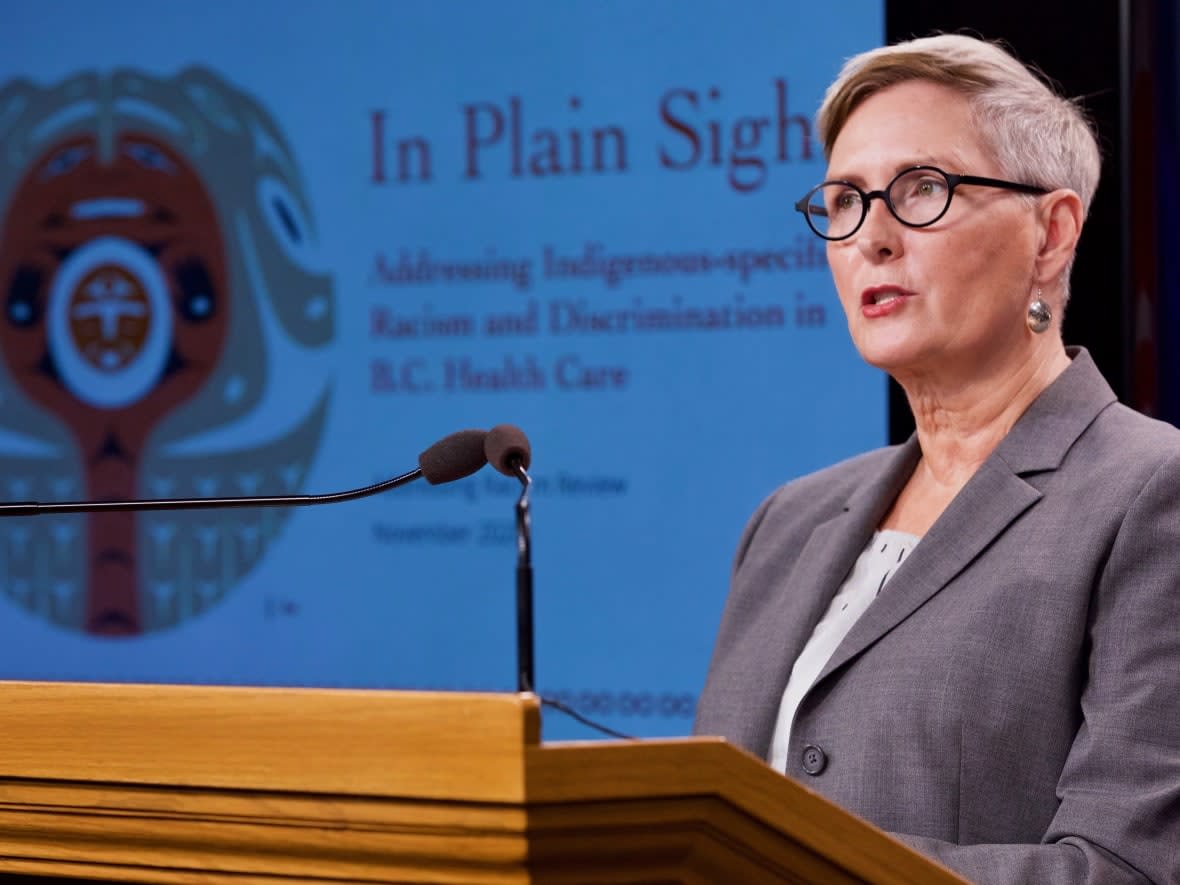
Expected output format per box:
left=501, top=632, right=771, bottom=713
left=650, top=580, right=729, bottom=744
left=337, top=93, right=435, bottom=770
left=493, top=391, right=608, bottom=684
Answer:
left=418, top=428, right=489, bottom=484
left=485, top=424, right=532, bottom=476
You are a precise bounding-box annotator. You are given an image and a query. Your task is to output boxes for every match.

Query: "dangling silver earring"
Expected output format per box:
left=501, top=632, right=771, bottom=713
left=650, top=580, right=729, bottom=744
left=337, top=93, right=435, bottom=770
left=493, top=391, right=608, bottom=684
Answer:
left=1027, top=290, right=1052, bottom=334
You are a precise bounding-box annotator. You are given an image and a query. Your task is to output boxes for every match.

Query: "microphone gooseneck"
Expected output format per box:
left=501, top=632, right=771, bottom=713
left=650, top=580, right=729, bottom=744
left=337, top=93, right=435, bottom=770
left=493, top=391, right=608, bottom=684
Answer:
left=0, top=428, right=490, bottom=517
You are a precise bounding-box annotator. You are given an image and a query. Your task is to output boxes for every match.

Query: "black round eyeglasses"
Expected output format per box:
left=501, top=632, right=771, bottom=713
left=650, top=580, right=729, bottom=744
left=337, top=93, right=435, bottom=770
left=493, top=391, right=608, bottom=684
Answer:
left=794, top=165, right=1048, bottom=241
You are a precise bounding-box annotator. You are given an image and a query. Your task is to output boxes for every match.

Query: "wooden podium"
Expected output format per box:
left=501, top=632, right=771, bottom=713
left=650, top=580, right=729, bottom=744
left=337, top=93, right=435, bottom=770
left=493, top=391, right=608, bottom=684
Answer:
left=0, top=682, right=966, bottom=884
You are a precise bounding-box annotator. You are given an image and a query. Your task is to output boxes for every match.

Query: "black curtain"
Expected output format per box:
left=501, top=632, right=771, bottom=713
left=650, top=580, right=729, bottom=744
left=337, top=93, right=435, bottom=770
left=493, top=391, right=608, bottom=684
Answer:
left=883, top=0, right=1127, bottom=441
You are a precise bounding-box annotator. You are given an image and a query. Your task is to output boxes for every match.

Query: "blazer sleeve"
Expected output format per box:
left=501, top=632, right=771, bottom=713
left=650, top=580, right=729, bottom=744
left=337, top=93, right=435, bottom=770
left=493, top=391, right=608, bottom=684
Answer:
left=892, top=450, right=1180, bottom=885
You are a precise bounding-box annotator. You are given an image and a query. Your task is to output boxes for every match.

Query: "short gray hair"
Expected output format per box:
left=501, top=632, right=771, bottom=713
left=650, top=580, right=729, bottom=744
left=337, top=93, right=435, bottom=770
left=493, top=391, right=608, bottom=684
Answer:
left=818, top=34, right=1101, bottom=217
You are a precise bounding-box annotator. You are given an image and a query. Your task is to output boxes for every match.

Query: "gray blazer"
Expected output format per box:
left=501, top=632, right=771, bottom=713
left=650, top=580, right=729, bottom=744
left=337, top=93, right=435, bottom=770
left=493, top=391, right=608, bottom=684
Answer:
left=694, top=349, right=1180, bottom=884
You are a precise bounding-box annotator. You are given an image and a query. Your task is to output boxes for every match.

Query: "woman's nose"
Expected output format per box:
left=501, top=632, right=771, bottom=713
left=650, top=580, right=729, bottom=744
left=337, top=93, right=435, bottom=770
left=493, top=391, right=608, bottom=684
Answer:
left=855, top=198, right=903, bottom=262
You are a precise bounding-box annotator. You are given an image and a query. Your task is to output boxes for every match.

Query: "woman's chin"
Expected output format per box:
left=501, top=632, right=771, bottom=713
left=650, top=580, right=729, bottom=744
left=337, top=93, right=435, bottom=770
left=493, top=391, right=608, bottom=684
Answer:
left=851, top=337, right=928, bottom=375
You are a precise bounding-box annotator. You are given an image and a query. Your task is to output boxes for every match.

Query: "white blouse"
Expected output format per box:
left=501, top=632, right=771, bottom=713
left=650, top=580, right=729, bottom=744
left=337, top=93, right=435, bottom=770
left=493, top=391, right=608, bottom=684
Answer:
left=769, top=528, right=920, bottom=773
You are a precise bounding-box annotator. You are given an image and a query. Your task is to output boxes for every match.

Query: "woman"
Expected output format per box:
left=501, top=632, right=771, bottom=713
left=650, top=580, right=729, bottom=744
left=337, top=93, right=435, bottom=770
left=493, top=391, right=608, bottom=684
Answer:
left=694, top=34, right=1180, bottom=885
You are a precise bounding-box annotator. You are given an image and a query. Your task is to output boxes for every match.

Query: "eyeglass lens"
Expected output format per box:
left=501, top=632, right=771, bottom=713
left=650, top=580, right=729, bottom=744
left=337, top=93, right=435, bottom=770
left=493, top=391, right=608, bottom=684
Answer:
left=803, top=168, right=953, bottom=239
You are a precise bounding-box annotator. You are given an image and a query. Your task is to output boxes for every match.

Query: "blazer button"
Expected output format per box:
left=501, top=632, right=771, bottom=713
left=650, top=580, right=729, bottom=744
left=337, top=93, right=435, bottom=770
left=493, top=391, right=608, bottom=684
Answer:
left=801, top=744, right=827, bottom=775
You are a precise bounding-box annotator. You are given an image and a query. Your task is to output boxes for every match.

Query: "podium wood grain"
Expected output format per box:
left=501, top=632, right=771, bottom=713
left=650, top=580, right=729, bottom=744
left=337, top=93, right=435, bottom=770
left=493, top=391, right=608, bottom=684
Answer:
left=0, top=681, right=966, bottom=884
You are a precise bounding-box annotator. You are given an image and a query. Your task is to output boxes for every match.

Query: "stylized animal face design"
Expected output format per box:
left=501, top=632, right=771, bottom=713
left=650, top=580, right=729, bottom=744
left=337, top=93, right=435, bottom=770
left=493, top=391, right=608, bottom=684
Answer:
left=0, top=69, right=334, bottom=635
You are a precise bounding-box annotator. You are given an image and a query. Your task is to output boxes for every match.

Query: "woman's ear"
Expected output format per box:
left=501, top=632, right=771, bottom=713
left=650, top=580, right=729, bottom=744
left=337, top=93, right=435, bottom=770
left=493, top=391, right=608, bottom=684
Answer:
left=1034, top=189, right=1085, bottom=285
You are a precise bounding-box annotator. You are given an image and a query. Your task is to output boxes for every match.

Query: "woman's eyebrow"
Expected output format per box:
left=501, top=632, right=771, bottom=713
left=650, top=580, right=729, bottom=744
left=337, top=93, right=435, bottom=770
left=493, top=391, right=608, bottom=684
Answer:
left=824, top=156, right=961, bottom=185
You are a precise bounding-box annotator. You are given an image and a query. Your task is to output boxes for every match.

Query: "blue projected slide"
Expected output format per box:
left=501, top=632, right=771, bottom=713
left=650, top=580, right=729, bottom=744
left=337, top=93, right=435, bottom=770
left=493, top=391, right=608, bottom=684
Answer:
left=0, top=1, right=884, bottom=738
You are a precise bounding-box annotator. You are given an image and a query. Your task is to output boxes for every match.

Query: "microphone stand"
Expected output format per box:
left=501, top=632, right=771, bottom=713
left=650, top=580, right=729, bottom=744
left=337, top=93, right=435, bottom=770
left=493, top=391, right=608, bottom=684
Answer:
left=476, top=425, right=634, bottom=737
left=503, top=457, right=632, bottom=738
left=512, top=459, right=534, bottom=694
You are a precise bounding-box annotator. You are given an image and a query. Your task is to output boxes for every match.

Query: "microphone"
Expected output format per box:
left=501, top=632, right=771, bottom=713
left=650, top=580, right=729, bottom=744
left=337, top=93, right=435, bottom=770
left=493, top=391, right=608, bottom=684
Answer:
left=485, top=423, right=531, bottom=477
left=6, top=420, right=630, bottom=736
left=0, top=428, right=489, bottom=517
left=485, top=424, right=535, bottom=694
left=417, top=428, right=490, bottom=485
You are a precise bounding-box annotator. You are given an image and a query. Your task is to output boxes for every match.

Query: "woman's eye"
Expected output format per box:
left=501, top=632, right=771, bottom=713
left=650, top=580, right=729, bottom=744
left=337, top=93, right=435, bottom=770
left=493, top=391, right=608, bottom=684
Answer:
left=833, top=191, right=860, bottom=213
left=914, top=178, right=945, bottom=198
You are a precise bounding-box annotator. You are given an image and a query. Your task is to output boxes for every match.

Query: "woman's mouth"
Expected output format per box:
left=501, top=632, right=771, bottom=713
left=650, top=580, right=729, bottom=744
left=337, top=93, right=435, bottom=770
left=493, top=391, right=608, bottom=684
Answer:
left=860, top=286, right=915, bottom=316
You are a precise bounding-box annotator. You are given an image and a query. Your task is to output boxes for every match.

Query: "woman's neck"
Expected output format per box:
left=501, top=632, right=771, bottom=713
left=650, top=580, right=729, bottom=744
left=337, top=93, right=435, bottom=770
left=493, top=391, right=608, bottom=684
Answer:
left=898, top=342, right=1072, bottom=487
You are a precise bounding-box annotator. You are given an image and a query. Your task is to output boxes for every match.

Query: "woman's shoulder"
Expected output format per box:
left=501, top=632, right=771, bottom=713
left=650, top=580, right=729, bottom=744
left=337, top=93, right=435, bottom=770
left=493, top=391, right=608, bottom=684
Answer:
left=1081, top=401, right=1180, bottom=470
left=1041, top=348, right=1180, bottom=470
left=1100, top=400, right=1180, bottom=440
left=757, top=444, right=906, bottom=517
left=731, top=444, right=907, bottom=571
left=1027, top=399, right=1180, bottom=523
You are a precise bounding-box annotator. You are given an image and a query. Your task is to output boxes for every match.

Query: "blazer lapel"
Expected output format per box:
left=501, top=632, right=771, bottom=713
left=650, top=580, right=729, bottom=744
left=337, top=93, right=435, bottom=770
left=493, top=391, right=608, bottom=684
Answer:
left=814, top=347, right=1117, bottom=686
left=736, top=439, right=921, bottom=756
left=777, top=437, right=922, bottom=664
left=815, top=461, right=1041, bottom=683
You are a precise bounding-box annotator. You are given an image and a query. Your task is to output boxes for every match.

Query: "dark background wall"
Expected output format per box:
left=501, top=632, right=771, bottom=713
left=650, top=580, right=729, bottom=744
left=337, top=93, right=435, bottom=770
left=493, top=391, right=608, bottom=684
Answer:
left=885, top=0, right=1128, bottom=441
